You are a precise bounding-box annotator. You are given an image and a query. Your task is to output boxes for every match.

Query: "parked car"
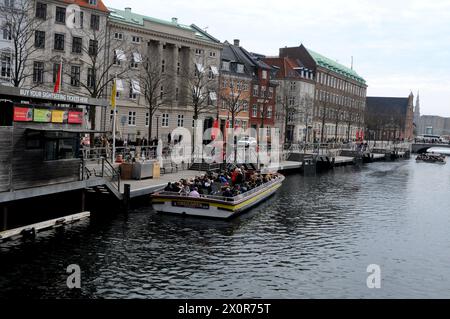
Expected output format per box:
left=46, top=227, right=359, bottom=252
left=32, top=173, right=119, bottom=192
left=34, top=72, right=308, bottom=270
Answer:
left=237, top=136, right=257, bottom=148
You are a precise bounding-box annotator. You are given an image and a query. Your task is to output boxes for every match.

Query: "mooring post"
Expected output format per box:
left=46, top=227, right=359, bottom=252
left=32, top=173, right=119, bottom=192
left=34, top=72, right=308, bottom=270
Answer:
left=2, top=206, right=8, bottom=231
left=81, top=190, right=86, bottom=212
left=123, top=184, right=131, bottom=213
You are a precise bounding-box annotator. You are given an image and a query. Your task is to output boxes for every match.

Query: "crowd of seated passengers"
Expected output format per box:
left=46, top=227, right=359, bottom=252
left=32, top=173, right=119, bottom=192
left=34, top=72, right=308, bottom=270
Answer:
left=164, top=167, right=278, bottom=198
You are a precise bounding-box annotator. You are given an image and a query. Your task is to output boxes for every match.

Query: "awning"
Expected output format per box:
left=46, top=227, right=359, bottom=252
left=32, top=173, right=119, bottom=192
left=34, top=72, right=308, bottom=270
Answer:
left=131, top=80, right=141, bottom=94
left=116, top=79, right=124, bottom=91
left=133, top=52, right=142, bottom=63
left=210, top=66, right=219, bottom=76
left=195, top=63, right=204, bottom=73
left=115, top=49, right=127, bottom=61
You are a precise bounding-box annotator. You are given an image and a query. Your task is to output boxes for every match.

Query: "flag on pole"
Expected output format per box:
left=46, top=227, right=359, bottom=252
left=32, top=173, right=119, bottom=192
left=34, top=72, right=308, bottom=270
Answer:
left=53, top=62, right=62, bottom=93
left=111, top=78, right=117, bottom=109
left=211, top=118, right=219, bottom=140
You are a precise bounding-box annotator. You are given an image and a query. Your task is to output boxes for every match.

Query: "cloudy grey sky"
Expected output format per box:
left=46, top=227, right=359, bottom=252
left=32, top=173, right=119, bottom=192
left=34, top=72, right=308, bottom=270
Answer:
left=105, top=0, right=450, bottom=117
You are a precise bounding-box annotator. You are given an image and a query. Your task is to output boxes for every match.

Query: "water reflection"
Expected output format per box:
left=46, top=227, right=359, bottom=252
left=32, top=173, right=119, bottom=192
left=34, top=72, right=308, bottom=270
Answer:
left=1, top=160, right=450, bottom=299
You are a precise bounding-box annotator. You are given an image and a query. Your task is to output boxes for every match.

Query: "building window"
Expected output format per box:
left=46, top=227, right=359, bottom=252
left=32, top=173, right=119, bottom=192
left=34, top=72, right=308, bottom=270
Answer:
left=33, top=61, right=44, bottom=83
left=242, top=101, right=248, bottom=112
left=222, top=61, right=230, bottom=71
left=260, top=86, right=266, bottom=98
left=72, top=37, right=82, bottom=53
left=70, top=66, right=81, bottom=86
left=161, top=60, right=165, bottom=73
left=132, top=36, right=140, bottom=43
left=177, top=62, right=180, bottom=75
left=195, top=48, right=202, bottom=55
left=114, top=32, right=123, bottom=40
left=252, top=105, right=257, bottom=117
left=80, top=12, right=84, bottom=28
left=2, top=25, right=11, bottom=41
left=87, top=68, right=95, bottom=88
left=128, top=111, right=136, bottom=126
left=253, top=85, right=258, bottom=97
left=262, top=70, right=267, bottom=79
left=160, top=86, right=164, bottom=100
left=89, top=39, right=98, bottom=56
left=162, top=114, right=169, bottom=127
left=175, top=88, right=179, bottom=101
left=268, top=87, right=274, bottom=98
left=236, top=64, right=244, bottom=73
left=36, top=2, right=47, bottom=19
left=177, top=115, right=184, bottom=127
left=145, top=113, right=149, bottom=127
left=90, top=14, right=100, bottom=30
left=129, top=86, right=137, bottom=100
left=209, top=51, right=216, bottom=58
left=89, top=0, right=98, bottom=5
left=1, top=54, right=11, bottom=78
left=35, top=30, right=45, bottom=48
left=54, top=33, right=65, bottom=51
left=268, top=106, right=272, bottom=118
left=55, top=7, right=66, bottom=24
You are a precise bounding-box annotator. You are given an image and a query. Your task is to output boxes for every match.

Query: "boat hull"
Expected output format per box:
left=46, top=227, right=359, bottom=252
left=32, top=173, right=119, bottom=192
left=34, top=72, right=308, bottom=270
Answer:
left=152, top=177, right=284, bottom=219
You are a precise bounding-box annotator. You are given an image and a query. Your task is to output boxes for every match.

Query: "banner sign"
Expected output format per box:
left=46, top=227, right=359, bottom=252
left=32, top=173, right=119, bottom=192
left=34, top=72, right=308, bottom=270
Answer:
left=51, top=110, right=67, bottom=123
left=13, top=107, right=33, bottom=122
left=33, top=109, right=52, bottom=123
left=68, top=111, right=83, bottom=124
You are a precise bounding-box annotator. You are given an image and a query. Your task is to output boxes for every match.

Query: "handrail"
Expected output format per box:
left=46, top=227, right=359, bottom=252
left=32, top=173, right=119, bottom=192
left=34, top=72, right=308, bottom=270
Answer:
left=101, top=158, right=121, bottom=192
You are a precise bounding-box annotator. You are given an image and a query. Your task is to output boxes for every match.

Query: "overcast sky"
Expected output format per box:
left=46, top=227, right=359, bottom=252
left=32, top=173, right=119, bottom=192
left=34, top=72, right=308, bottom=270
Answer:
left=105, top=0, right=450, bottom=117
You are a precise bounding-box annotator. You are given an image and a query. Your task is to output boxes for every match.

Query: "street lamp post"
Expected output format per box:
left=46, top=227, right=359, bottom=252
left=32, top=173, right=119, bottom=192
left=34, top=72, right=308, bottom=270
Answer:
left=156, top=115, right=160, bottom=140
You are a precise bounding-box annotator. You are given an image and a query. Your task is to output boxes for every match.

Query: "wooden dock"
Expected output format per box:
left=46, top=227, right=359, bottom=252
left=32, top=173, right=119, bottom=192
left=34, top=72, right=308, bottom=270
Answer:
left=0, top=212, right=90, bottom=242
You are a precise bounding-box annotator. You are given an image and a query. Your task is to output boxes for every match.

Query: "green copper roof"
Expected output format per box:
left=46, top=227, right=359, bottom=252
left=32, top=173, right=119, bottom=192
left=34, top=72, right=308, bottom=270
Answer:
left=307, top=49, right=366, bottom=84
left=108, top=8, right=219, bottom=43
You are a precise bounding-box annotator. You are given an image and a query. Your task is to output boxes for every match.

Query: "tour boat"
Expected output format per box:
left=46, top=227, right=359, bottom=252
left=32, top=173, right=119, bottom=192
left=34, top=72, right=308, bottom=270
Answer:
left=151, top=174, right=285, bottom=219
left=416, top=153, right=447, bottom=164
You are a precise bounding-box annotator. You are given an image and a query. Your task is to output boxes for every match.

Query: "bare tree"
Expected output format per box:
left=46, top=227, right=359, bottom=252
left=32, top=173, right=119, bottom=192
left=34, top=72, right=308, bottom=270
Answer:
left=62, top=27, right=131, bottom=134
left=219, top=77, right=246, bottom=162
left=181, top=61, right=218, bottom=121
left=181, top=59, right=218, bottom=155
left=317, top=95, right=332, bottom=143
left=138, top=53, right=173, bottom=142
left=0, top=0, right=49, bottom=88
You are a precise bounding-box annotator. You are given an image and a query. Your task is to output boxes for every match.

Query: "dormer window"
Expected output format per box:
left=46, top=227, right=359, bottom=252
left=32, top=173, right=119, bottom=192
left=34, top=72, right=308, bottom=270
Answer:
left=89, top=0, right=97, bottom=5
left=262, top=70, right=268, bottom=79
left=236, top=64, right=244, bottom=73
left=222, top=61, right=230, bottom=71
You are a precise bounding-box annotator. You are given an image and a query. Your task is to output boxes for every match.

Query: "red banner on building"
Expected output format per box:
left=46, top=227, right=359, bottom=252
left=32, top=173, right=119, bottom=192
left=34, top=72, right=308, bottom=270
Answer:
left=13, top=107, right=33, bottom=122
left=68, top=111, right=83, bottom=124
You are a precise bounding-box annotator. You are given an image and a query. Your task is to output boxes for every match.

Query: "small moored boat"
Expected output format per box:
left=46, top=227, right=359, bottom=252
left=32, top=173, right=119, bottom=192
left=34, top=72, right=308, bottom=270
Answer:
left=152, top=173, right=285, bottom=219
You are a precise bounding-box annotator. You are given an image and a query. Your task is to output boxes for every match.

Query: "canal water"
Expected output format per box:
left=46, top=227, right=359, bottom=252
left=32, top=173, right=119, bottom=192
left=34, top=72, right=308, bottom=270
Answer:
left=1, top=159, right=450, bottom=299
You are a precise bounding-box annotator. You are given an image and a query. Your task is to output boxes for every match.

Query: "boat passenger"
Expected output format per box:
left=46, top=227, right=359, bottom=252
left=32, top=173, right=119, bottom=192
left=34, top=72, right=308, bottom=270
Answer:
left=223, top=188, right=233, bottom=198
left=189, top=188, right=200, bottom=198
left=164, top=182, right=173, bottom=192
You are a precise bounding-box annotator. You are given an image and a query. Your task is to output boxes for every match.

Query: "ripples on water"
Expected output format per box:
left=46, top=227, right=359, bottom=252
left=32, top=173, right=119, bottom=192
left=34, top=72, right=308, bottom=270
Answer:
left=1, top=160, right=450, bottom=299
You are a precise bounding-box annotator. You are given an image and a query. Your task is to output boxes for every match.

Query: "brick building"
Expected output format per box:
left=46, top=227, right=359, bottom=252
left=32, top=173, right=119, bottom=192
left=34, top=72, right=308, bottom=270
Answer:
left=365, top=94, right=415, bottom=141
left=280, top=44, right=367, bottom=142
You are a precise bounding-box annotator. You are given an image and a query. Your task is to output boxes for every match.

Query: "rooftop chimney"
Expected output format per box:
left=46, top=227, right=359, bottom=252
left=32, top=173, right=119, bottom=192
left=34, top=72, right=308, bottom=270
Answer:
left=172, top=17, right=178, bottom=24
left=125, top=7, right=131, bottom=12
left=234, top=39, right=240, bottom=47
